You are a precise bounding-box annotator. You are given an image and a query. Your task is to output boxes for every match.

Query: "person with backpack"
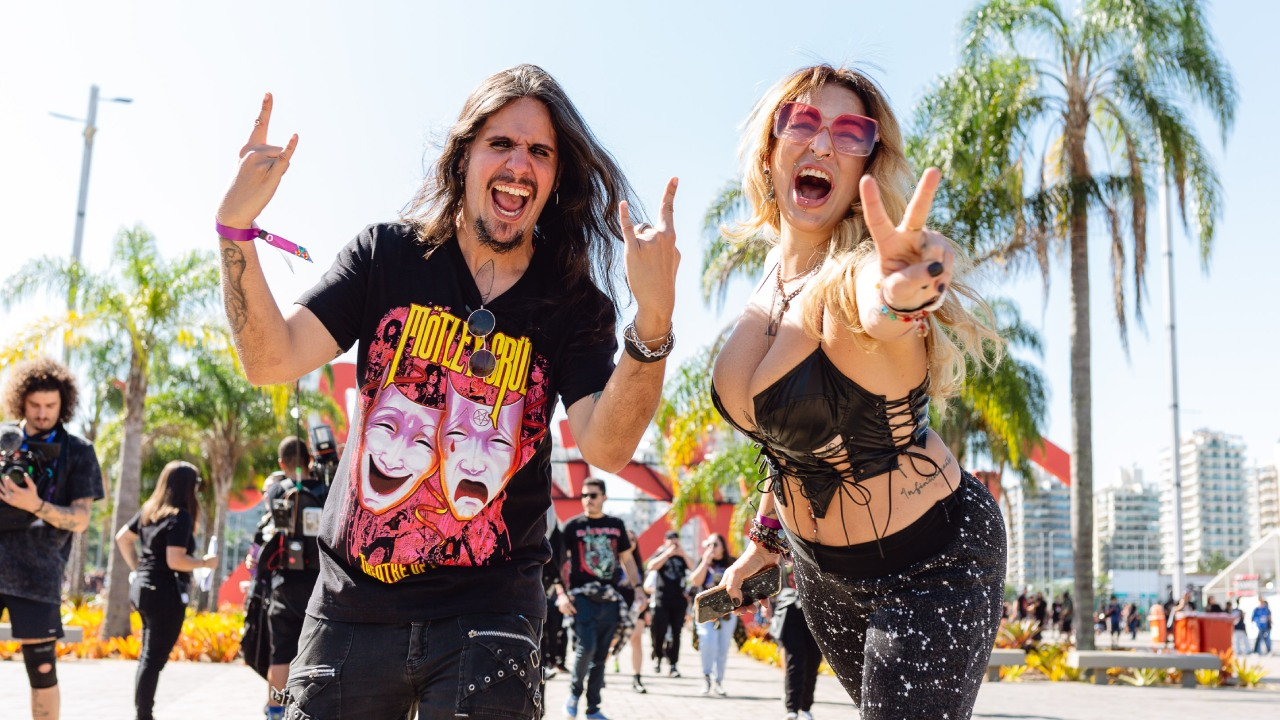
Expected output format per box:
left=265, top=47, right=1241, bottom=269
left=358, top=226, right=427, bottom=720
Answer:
left=255, top=436, right=330, bottom=720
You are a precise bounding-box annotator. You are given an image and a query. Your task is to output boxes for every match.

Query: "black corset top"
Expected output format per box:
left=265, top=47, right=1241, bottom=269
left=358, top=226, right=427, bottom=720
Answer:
left=711, top=347, right=934, bottom=524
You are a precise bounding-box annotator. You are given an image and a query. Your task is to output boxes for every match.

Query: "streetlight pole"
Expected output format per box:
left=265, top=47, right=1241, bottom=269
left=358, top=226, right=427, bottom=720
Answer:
left=1160, top=158, right=1186, bottom=603
left=54, top=85, right=133, bottom=267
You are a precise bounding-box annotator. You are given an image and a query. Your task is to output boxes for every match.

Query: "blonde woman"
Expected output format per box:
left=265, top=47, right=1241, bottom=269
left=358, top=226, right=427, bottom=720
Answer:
left=715, top=65, right=1006, bottom=719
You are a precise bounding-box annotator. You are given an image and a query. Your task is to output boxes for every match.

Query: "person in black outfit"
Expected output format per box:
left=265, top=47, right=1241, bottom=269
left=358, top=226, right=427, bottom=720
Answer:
left=0, top=357, right=104, bottom=720
left=253, top=436, right=329, bottom=720
left=541, top=509, right=567, bottom=678
left=770, top=566, right=820, bottom=720
left=115, top=460, right=217, bottom=720
left=645, top=529, right=691, bottom=677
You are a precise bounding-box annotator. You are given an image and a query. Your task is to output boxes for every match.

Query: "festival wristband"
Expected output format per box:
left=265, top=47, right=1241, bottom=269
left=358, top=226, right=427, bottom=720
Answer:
left=215, top=221, right=312, bottom=263
left=756, top=513, right=782, bottom=531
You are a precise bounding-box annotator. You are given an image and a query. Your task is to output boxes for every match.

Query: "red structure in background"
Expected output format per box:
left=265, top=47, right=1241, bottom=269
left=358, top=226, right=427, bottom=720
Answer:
left=553, top=419, right=736, bottom=557
left=1028, top=437, right=1072, bottom=486
left=316, top=362, right=357, bottom=439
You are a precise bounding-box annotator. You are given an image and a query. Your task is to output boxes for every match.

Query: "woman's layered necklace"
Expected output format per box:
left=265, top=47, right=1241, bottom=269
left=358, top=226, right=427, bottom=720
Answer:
left=766, top=262, right=822, bottom=337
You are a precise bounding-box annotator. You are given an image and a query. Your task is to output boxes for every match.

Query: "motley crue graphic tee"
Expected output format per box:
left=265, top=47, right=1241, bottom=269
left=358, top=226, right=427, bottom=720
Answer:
left=298, top=224, right=616, bottom=623
left=562, top=514, right=632, bottom=590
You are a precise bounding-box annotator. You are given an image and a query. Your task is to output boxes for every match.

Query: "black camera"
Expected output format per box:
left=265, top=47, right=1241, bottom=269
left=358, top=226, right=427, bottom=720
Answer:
left=0, top=423, right=61, bottom=531
left=309, top=423, right=338, bottom=486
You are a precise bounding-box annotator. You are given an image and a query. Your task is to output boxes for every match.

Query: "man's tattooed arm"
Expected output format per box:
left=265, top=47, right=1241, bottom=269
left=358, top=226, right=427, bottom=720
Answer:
left=34, top=497, right=93, bottom=533
left=221, top=244, right=249, bottom=334
left=899, top=456, right=954, bottom=498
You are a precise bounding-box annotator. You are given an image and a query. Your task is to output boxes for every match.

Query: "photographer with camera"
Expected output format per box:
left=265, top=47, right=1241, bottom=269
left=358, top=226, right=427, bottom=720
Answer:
left=253, top=436, right=330, bottom=720
left=0, top=358, right=104, bottom=720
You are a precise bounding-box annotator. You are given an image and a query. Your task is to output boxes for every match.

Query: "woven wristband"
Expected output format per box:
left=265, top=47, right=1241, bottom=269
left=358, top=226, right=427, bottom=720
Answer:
left=216, top=221, right=312, bottom=263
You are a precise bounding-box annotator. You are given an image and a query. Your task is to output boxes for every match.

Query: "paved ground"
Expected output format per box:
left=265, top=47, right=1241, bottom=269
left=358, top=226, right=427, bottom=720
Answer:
left=1, top=631, right=1276, bottom=719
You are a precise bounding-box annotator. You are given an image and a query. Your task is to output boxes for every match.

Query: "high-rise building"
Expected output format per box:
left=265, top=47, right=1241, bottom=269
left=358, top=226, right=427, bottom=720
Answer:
left=1159, top=430, right=1250, bottom=576
left=1006, top=467, right=1071, bottom=593
left=1094, top=466, right=1161, bottom=576
left=1250, top=460, right=1279, bottom=543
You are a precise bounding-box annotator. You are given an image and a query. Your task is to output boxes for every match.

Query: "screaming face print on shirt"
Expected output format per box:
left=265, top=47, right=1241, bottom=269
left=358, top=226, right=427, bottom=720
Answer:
left=342, top=304, right=548, bottom=583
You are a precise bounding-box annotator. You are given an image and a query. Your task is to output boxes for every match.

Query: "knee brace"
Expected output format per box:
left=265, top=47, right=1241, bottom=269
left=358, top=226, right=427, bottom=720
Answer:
left=22, top=640, right=58, bottom=689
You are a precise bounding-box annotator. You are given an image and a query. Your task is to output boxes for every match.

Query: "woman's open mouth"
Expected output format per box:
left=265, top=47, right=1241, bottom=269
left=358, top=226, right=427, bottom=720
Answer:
left=792, top=166, right=833, bottom=208
left=491, top=183, right=531, bottom=221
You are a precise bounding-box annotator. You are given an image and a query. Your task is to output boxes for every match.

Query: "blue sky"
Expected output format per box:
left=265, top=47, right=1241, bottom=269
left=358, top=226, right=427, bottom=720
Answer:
left=2, top=0, right=1276, bottom=487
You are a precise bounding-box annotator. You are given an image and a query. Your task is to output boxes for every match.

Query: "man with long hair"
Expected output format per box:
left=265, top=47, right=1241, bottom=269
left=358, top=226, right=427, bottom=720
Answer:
left=215, top=65, right=678, bottom=719
left=0, top=358, right=104, bottom=720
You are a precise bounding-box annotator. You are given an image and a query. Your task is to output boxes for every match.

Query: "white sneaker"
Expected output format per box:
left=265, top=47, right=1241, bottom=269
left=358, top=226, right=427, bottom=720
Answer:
left=713, top=680, right=727, bottom=696
left=784, top=714, right=798, bottom=720
left=798, top=711, right=814, bottom=720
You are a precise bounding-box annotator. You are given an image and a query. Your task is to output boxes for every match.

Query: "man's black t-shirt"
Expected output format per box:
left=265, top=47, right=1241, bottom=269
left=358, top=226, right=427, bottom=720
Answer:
left=0, top=426, right=104, bottom=603
left=126, top=509, right=196, bottom=594
left=562, top=514, right=631, bottom=589
left=298, top=224, right=616, bottom=623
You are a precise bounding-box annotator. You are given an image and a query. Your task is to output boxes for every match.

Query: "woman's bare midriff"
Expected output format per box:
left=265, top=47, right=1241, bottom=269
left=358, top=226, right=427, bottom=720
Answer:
left=772, top=428, right=961, bottom=546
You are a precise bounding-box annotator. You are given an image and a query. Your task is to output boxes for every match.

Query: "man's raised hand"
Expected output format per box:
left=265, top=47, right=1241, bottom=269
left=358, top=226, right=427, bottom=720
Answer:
left=618, top=177, right=680, bottom=338
left=217, top=93, right=298, bottom=230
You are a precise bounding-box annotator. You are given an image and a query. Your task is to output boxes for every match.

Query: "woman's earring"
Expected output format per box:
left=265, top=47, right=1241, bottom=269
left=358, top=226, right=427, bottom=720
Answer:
left=763, top=167, right=774, bottom=203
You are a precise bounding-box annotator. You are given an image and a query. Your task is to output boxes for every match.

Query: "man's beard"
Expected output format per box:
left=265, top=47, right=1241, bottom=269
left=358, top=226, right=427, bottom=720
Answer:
left=474, top=218, right=525, bottom=255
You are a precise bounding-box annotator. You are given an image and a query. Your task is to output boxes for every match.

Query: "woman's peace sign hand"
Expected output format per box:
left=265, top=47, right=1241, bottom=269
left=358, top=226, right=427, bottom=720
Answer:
left=859, top=167, right=954, bottom=311
left=216, top=93, right=298, bottom=230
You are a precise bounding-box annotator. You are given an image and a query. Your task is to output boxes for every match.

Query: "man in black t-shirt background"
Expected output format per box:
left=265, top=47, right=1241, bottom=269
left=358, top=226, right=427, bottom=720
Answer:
left=554, top=478, right=643, bottom=720
left=646, top=529, right=692, bottom=676
left=216, top=64, right=679, bottom=720
left=252, top=436, right=329, bottom=720
left=0, top=358, right=104, bottom=720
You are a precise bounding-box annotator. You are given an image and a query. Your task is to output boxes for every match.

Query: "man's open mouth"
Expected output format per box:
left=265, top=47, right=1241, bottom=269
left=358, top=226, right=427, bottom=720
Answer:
left=793, top=166, right=833, bottom=206
left=491, top=183, right=531, bottom=220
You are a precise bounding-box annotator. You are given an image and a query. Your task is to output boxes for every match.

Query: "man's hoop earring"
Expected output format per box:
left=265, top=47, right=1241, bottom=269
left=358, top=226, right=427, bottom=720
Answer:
left=556, top=191, right=560, bottom=206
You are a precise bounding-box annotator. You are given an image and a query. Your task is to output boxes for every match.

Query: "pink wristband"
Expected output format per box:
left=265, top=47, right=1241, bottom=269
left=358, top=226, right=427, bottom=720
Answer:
left=216, top=221, right=312, bottom=263
left=756, top=513, right=782, bottom=530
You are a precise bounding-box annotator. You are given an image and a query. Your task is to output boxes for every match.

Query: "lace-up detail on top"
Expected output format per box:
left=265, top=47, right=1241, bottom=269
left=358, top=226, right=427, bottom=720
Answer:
left=712, top=348, right=950, bottom=553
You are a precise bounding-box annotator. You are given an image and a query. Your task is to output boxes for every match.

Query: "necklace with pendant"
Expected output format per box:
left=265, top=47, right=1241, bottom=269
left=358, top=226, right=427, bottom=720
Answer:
left=766, top=262, right=820, bottom=337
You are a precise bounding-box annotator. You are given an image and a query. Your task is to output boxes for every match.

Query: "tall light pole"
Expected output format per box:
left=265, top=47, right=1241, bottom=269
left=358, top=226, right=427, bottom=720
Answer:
left=51, top=85, right=133, bottom=268
left=1160, top=158, right=1186, bottom=603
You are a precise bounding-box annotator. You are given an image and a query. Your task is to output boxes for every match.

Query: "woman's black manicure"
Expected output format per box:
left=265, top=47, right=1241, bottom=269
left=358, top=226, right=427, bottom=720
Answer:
left=732, top=597, right=742, bottom=607
left=928, top=262, right=944, bottom=277
left=937, top=283, right=947, bottom=293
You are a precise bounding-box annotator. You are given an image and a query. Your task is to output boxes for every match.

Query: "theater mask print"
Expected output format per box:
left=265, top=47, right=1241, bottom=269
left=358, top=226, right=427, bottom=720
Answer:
left=440, top=380, right=525, bottom=521
left=337, top=303, right=551, bottom=582
left=359, top=382, right=443, bottom=514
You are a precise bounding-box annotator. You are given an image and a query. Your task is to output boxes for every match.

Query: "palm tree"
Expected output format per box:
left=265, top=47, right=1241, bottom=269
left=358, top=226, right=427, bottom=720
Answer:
left=912, top=0, right=1236, bottom=648
left=1, top=226, right=223, bottom=638
left=147, top=353, right=342, bottom=609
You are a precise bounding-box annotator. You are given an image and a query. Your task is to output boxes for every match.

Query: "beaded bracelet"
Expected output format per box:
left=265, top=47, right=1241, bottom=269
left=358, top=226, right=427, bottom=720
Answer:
left=748, top=517, right=789, bottom=555
left=876, top=284, right=946, bottom=338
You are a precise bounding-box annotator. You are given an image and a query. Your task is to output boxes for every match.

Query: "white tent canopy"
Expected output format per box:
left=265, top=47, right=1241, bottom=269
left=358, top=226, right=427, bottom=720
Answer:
left=1202, top=529, right=1280, bottom=603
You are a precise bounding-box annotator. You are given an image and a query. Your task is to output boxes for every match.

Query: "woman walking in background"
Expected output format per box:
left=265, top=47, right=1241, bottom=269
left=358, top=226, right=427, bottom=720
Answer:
left=690, top=532, right=737, bottom=697
left=115, top=460, right=218, bottom=720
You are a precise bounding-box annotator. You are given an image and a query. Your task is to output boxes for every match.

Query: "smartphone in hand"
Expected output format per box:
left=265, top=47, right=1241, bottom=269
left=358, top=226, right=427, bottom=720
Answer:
left=694, top=564, right=783, bottom=623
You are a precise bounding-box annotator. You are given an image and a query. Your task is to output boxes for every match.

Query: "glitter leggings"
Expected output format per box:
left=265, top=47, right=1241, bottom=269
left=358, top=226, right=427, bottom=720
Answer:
left=787, top=472, right=1006, bottom=720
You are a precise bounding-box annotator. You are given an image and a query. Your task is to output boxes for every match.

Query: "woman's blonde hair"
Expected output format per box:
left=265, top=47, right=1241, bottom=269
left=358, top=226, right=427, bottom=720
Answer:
left=727, top=64, right=1000, bottom=412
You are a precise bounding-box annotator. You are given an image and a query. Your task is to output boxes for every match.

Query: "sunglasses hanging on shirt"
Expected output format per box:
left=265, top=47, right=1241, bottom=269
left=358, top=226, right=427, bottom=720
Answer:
left=467, top=261, right=498, bottom=379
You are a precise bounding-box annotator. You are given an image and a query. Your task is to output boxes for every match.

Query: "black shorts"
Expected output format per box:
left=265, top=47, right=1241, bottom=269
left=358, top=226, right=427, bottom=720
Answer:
left=0, top=593, right=63, bottom=640
left=268, top=581, right=314, bottom=665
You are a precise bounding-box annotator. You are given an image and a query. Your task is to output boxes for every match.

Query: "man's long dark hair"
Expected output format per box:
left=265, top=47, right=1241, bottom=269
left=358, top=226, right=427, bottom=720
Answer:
left=402, top=64, right=637, bottom=340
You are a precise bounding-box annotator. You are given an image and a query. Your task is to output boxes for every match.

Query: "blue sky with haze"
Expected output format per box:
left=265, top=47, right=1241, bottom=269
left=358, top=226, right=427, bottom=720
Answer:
left=2, top=0, right=1276, bottom=488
